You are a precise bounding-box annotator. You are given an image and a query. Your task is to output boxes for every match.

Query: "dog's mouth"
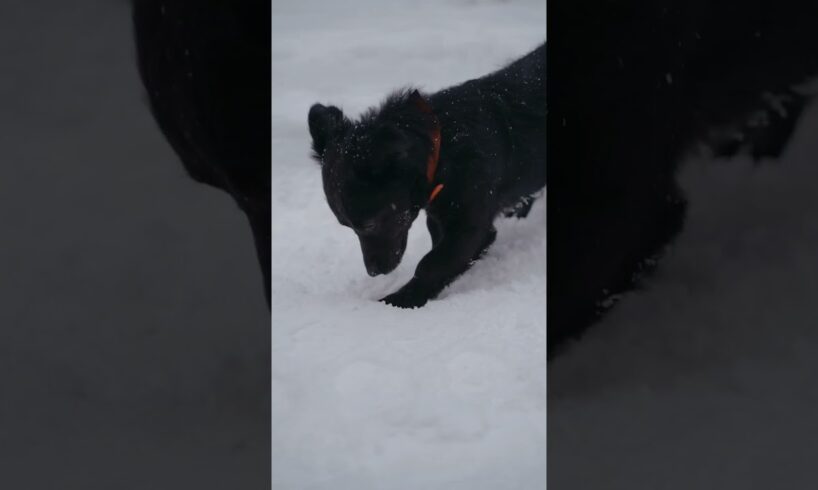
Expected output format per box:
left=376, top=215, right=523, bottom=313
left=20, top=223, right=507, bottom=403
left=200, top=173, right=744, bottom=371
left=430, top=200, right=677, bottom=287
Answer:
left=358, top=232, right=408, bottom=276
left=365, top=262, right=397, bottom=277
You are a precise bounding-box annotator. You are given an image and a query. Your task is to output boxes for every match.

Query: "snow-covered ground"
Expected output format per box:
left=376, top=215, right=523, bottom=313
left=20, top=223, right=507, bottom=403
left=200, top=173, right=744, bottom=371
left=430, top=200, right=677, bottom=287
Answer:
left=270, top=1, right=546, bottom=488
left=550, top=101, right=818, bottom=487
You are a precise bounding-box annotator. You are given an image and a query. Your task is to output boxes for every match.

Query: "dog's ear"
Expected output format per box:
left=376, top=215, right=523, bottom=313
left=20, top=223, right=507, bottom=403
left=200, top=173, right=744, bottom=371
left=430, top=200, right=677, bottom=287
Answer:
left=408, top=89, right=434, bottom=115
left=308, top=104, right=345, bottom=159
left=407, top=89, right=440, bottom=138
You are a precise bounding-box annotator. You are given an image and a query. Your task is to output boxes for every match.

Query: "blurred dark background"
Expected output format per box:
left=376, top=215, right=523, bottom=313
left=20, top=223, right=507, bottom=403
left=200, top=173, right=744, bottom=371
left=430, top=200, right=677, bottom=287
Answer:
left=0, top=1, right=269, bottom=488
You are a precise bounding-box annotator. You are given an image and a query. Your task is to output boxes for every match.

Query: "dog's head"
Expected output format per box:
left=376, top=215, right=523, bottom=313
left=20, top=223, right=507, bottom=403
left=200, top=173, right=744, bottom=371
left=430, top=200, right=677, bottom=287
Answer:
left=308, top=90, right=438, bottom=276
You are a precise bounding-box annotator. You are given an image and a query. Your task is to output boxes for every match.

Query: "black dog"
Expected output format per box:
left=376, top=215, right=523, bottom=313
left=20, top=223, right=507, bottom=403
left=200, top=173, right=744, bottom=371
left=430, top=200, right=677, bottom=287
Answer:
left=308, top=43, right=546, bottom=308
left=548, top=0, right=818, bottom=356
left=131, top=0, right=271, bottom=303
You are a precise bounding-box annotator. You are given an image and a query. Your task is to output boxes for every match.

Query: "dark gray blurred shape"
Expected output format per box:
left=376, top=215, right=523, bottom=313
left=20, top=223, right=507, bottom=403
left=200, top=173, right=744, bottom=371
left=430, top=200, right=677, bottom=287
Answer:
left=132, top=0, right=271, bottom=302
left=0, top=1, right=270, bottom=488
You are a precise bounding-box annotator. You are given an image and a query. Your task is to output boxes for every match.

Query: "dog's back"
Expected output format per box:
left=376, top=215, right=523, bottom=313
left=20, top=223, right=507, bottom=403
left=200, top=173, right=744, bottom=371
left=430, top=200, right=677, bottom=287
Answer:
left=550, top=0, right=818, bottom=192
left=429, top=43, right=546, bottom=209
left=548, top=0, right=818, bottom=353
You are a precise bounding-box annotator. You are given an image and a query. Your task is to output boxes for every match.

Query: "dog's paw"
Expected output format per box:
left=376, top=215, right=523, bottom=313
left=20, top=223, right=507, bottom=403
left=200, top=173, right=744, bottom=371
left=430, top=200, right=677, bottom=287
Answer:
left=380, top=286, right=429, bottom=309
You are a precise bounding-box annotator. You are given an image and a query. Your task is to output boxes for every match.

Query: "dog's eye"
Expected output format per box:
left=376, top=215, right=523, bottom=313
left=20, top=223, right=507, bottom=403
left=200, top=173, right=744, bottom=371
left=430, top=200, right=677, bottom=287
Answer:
left=361, top=220, right=377, bottom=232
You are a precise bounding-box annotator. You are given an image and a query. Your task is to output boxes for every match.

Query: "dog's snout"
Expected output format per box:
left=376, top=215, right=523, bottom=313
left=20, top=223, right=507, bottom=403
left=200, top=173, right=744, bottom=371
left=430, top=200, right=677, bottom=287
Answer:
left=364, top=255, right=393, bottom=276
left=363, top=252, right=400, bottom=277
left=359, top=232, right=408, bottom=277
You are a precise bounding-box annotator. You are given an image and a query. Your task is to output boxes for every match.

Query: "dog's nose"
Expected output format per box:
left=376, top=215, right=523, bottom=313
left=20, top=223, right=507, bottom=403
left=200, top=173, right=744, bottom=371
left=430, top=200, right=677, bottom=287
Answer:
left=365, top=261, right=384, bottom=276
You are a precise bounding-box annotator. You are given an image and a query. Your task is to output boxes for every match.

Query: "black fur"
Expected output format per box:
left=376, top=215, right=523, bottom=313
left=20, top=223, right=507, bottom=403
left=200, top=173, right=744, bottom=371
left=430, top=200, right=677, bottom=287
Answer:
left=548, top=0, right=818, bottom=356
left=131, top=0, right=271, bottom=303
left=309, top=44, right=546, bottom=308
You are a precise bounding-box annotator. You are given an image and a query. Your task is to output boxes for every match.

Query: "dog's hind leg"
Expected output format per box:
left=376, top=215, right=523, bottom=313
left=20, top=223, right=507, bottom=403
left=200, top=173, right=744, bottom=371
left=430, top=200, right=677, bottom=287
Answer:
left=503, top=194, right=538, bottom=218
left=748, top=92, right=808, bottom=161
left=710, top=90, right=809, bottom=162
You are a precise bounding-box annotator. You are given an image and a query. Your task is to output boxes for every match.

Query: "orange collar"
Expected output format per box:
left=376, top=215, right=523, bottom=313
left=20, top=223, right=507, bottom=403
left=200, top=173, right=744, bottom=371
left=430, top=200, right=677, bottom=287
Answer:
left=426, top=125, right=443, bottom=203
left=413, top=93, right=444, bottom=204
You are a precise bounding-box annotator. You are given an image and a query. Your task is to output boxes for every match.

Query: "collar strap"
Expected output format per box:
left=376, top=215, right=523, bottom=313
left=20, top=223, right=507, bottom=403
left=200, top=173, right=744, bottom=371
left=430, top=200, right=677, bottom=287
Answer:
left=412, top=91, right=444, bottom=204
left=426, top=125, right=443, bottom=203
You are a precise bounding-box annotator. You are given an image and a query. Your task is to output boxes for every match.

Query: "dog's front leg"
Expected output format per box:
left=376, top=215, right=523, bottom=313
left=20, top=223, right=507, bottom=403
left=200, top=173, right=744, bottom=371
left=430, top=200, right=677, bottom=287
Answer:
left=381, top=219, right=495, bottom=309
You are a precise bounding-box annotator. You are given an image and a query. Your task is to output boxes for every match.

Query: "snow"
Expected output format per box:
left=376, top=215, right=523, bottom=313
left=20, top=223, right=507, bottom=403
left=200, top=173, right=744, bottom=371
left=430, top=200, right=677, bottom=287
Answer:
left=549, top=99, right=818, bottom=487
left=270, top=1, right=546, bottom=488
